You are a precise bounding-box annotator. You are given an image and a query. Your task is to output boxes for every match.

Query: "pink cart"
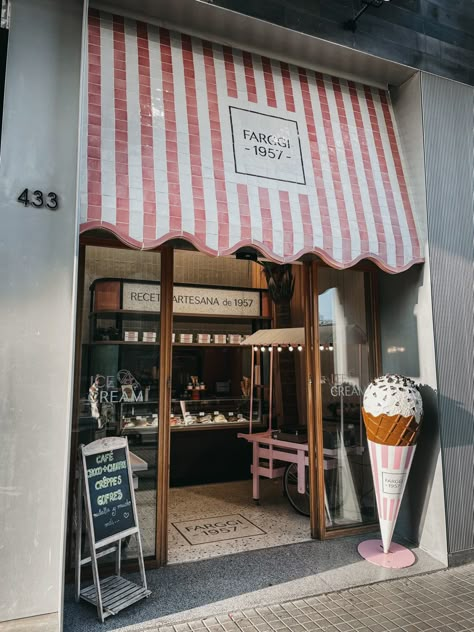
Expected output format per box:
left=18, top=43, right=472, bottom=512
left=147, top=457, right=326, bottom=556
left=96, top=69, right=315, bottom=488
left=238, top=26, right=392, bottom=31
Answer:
left=238, top=328, right=335, bottom=523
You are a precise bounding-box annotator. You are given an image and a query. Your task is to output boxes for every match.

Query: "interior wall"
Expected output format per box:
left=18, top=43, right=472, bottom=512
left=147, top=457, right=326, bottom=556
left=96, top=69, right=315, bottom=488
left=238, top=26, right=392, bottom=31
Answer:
left=0, top=0, right=84, bottom=628
left=82, top=247, right=257, bottom=339
left=378, top=74, right=447, bottom=565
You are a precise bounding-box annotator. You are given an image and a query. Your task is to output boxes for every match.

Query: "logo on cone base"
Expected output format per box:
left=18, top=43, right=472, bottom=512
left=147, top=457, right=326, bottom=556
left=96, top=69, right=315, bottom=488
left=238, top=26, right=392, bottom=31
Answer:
left=368, top=440, right=416, bottom=554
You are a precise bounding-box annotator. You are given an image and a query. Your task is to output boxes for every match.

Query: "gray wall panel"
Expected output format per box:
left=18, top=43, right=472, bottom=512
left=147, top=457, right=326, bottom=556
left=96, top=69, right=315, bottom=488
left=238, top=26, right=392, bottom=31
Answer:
left=378, top=74, right=447, bottom=564
left=421, top=73, right=474, bottom=556
left=0, top=0, right=84, bottom=626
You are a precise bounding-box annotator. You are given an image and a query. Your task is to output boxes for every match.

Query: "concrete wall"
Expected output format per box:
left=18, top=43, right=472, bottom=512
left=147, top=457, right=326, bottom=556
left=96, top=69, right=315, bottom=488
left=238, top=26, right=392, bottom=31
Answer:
left=0, top=0, right=84, bottom=628
left=420, top=73, right=474, bottom=566
left=378, top=74, right=447, bottom=564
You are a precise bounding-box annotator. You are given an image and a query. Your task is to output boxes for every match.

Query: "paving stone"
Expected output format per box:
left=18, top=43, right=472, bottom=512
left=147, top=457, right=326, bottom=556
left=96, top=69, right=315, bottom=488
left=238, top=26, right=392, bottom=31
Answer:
left=154, top=564, right=474, bottom=632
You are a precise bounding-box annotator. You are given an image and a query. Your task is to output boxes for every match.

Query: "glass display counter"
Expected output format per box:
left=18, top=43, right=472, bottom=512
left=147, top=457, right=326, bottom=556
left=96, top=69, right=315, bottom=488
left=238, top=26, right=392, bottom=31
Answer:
left=83, top=278, right=271, bottom=440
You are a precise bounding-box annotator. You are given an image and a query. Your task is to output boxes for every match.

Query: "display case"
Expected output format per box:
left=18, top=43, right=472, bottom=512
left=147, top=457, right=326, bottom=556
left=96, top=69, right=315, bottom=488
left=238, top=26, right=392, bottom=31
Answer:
left=83, top=278, right=271, bottom=438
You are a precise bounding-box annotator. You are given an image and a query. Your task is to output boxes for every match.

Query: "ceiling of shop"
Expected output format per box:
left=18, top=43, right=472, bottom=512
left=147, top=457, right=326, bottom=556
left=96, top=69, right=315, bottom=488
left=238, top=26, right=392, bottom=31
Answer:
left=92, top=0, right=417, bottom=89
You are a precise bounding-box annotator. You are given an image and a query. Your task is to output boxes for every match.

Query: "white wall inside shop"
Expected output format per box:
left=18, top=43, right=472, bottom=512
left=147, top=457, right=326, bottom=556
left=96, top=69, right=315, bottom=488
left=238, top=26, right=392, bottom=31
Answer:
left=82, top=247, right=258, bottom=339
left=378, top=75, right=447, bottom=565
left=0, top=0, right=84, bottom=628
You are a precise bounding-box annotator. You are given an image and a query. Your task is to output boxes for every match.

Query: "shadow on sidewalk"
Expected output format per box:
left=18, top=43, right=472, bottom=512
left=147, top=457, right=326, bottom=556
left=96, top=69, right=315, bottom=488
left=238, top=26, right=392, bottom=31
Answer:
left=63, top=533, right=444, bottom=631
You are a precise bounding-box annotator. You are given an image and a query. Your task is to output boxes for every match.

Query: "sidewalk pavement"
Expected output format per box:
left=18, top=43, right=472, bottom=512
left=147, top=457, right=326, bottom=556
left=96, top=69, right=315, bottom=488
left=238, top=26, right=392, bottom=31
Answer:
left=127, top=563, right=474, bottom=632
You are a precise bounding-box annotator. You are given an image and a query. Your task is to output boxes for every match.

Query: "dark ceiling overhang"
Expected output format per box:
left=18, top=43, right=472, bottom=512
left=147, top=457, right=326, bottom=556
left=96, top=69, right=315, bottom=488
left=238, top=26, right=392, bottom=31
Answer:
left=92, top=0, right=417, bottom=89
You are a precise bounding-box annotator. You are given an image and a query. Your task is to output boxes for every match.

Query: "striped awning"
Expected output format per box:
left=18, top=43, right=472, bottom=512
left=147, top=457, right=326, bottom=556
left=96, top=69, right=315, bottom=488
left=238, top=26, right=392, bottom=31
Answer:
left=81, top=10, right=423, bottom=273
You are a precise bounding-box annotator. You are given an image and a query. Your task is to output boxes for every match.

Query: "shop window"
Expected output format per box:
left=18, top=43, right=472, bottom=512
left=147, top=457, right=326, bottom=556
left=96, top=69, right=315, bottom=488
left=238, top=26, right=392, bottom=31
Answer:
left=318, top=268, right=377, bottom=529
left=71, top=246, right=163, bottom=563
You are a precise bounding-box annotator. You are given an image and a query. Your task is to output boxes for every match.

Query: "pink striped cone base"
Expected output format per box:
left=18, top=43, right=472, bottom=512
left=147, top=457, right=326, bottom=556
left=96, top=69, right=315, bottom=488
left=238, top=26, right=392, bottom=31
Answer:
left=367, top=439, right=416, bottom=554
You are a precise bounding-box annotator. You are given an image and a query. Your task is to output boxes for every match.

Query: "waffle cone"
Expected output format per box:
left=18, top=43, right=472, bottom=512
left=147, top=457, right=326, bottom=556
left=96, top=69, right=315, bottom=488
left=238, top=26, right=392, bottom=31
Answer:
left=362, top=408, right=420, bottom=446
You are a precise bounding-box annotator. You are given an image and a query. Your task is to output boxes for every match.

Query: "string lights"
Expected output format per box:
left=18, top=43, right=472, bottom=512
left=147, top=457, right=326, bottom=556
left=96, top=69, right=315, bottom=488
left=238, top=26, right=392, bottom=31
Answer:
left=253, top=344, right=304, bottom=352
left=320, top=343, right=334, bottom=351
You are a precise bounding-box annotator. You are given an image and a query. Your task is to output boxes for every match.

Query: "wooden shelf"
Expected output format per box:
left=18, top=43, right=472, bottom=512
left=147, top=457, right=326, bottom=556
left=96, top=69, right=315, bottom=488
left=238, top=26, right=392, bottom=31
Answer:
left=117, top=398, right=258, bottom=405
left=122, top=421, right=266, bottom=434
left=171, top=421, right=266, bottom=432
left=89, top=341, right=248, bottom=348
left=91, top=341, right=157, bottom=345
left=173, top=343, right=244, bottom=348
left=90, top=310, right=271, bottom=321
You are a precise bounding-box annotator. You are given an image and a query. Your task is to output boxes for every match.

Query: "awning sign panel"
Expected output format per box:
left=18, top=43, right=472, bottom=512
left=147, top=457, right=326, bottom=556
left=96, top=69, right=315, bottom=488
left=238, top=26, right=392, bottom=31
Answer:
left=81, top=10, right=423, bottom=273
left=230, top=107, right=306, bottom=185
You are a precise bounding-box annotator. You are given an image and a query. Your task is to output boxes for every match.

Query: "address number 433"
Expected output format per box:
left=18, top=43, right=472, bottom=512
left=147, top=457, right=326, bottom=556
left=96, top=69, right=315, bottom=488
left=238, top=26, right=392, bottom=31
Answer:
left=18, top=188, right=59, bottom=210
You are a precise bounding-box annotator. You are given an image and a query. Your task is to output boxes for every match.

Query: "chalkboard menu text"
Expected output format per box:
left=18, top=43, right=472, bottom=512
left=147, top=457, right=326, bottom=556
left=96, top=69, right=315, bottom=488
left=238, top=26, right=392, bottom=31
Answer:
left=84, top=446, right=135, bottom=542
left=76, top=437, right=150, bottom=622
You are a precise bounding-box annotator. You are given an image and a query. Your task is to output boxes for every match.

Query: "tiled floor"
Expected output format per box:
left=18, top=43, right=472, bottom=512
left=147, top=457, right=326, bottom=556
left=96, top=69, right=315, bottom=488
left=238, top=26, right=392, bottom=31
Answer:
left=128, top=564, right=474, bottom=632
left=128, top=478, right=312, bottom=562
left=168, top=479, right=311, bottom=563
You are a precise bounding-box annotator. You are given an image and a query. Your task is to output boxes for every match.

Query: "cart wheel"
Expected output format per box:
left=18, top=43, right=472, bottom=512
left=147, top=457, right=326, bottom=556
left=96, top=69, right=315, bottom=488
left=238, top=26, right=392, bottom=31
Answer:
left=283, top=463, right=310, bottom=517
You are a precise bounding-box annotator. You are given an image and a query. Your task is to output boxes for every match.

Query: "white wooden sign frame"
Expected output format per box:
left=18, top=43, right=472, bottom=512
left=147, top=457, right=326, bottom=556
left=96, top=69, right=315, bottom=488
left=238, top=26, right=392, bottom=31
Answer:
left=75, top=437, right=151, bottom=622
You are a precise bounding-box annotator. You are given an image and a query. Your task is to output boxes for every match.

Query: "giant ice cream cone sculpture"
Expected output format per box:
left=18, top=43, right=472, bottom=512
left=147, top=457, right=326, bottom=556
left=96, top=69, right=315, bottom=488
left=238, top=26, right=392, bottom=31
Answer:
left=362, top=375, right=423, bottom=554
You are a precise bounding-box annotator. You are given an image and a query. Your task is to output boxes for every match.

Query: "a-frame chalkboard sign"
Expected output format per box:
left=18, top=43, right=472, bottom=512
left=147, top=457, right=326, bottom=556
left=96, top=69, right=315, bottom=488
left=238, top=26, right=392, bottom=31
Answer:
left=75, top=437, right=151, bottom=622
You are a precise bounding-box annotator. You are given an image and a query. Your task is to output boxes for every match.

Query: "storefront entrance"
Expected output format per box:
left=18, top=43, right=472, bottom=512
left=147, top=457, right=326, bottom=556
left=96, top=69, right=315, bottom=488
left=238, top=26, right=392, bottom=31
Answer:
left=67, top=241, right=379, bottom=573
left=67, top=2, right=423, bottom=586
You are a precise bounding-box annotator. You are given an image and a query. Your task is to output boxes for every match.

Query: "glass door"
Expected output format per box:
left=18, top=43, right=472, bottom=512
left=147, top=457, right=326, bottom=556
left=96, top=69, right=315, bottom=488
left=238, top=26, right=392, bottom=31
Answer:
left=316, top=266, right=378, bottom=533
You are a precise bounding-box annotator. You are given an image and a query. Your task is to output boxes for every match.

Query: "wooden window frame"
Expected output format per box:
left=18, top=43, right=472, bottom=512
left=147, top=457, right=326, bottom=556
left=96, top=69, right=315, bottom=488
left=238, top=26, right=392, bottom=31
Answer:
left=304, top=261, right=381, bottom=540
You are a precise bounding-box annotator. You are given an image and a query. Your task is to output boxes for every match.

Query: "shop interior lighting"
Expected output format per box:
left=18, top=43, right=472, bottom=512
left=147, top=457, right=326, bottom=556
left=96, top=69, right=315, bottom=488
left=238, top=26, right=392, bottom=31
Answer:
left=253, top=346, right=259, bottom=352
left=277, top=346, right=282, bottom=352
left=328, top=344, right=334, bottom=351
left=288, top=345, right=294, bottom=352
left=297, top=345, right=303, bottom=352
left=319, top=344, right=325, bottom=351
left=261, top=346, right=266, bottom=352
left=343, top=0, right=391, bottom=31
left=268, top=346, right=272, bottom=352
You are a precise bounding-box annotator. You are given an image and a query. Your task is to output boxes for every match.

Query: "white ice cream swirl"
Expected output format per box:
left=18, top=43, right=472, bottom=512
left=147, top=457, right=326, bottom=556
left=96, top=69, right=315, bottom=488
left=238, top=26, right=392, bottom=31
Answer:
left=363, top=374, right=423, bottom=424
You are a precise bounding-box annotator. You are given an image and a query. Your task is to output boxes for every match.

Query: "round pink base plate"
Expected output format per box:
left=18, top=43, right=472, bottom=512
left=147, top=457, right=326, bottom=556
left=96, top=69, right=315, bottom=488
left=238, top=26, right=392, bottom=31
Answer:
left=358, top=539, right=416, bottom=568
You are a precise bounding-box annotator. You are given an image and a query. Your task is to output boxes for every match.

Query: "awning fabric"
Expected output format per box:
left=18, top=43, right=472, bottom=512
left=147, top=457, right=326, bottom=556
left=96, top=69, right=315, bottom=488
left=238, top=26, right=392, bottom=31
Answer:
left=81, top=10, right=423, bottom=272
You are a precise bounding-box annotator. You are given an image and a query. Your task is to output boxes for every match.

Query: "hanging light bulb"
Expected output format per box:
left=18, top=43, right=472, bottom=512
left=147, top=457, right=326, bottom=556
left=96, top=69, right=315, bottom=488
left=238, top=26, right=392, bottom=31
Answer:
left=277, top=346, right=282, bottom=352
left=319, top=344, right=324, bottom=351
left=289, top=345, right=294, bottom=352
left=297, top=345, right=303, bottom=352
left=268, top=346, right=272, bottom=352
left=328, top=344, right=334, bottom=351
left=261, top=346, right=266, bottom=352
left=253, top=346, right=259, bottom=352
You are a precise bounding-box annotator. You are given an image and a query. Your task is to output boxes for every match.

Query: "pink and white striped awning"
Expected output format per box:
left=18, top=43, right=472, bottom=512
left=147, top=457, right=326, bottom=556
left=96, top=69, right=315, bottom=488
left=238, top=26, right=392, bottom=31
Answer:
left=81, top=10, right=423, bottom=272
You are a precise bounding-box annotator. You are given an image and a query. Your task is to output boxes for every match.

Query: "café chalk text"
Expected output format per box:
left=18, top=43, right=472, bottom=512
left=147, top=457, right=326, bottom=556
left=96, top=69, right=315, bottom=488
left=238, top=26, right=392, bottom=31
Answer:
left=87, top=451, right=127, bottom=506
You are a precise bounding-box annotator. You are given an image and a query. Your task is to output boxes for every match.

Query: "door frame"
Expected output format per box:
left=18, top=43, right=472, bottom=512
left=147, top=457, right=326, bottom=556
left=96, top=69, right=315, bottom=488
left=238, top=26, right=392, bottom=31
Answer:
left=305, top=261, right=381, bottom=540
left=68, top=246, right=381, bottom=577
left=67, top=239, right=174, bottom=574
left=156, top=246, right=174, bottom=565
